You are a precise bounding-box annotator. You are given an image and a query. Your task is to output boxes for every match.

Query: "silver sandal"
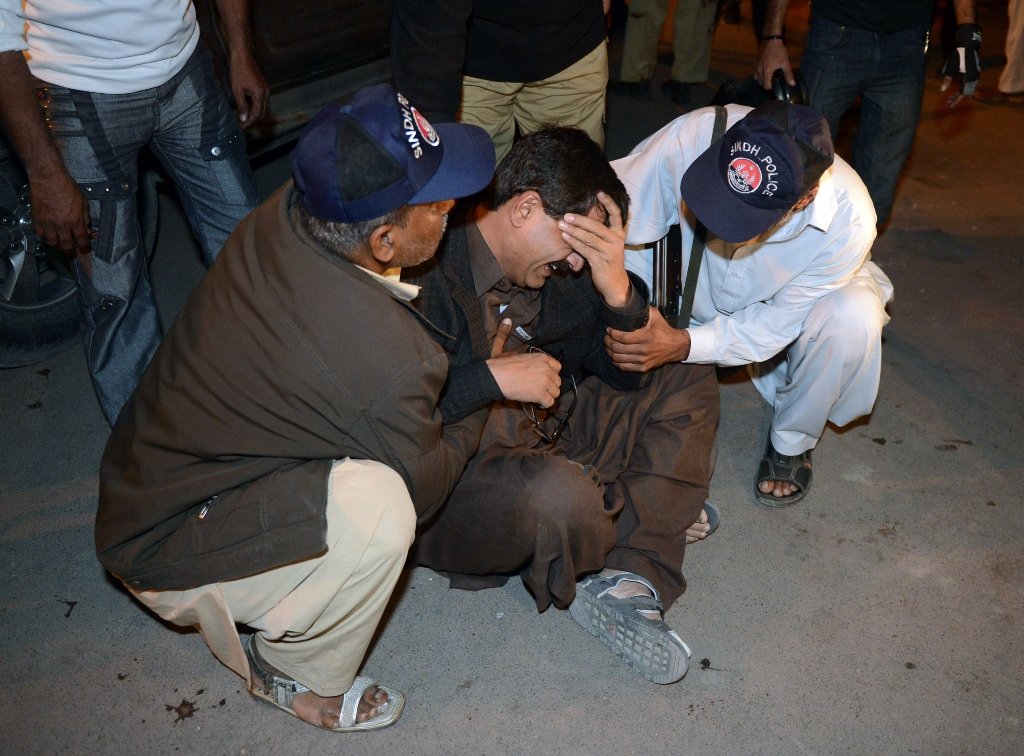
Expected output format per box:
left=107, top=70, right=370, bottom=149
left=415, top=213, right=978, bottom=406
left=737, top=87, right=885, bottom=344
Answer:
left=245, top=635, right=405, bottom=732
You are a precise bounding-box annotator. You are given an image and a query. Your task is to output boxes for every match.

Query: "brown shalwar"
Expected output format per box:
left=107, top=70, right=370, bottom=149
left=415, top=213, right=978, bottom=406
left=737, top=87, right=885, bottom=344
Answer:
left=411, top=360, right=719, bottom=611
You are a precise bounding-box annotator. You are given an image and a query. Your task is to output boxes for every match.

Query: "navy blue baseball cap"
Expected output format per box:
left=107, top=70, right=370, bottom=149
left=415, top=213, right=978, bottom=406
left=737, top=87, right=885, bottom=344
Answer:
left=680, top=101, right=834, bottom=243
left=293, top=84, right=495, bottom=222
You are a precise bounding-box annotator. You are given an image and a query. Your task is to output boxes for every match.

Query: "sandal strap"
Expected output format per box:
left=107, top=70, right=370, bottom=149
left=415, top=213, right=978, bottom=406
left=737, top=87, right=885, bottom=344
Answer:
left=757, top=440, right=812, bottom=493
left=339, top=675, right=385, bottom=728
left=598, top=571, right=662, bottom=602
left=620, top=593, right=664, bottom=614
left=245, top=635, right=311, bottom=708
left=245, top=635, right=404, bottom=732
left=581, top=572, right=665, bottom=615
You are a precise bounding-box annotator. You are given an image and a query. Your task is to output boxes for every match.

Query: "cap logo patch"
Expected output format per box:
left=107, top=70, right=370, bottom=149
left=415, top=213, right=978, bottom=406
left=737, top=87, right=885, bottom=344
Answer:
left=728, top=157, right=762, bottom=194
left=411, top=107, right=440, bottom=147
left=396, top=92, right=426, bottom=159
left=728, top=139, right=781, bottom=198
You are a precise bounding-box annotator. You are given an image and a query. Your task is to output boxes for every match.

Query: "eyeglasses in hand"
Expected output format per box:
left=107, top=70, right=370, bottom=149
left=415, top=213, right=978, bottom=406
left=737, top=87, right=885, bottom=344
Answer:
left=520, top=346, right=577, bottom=444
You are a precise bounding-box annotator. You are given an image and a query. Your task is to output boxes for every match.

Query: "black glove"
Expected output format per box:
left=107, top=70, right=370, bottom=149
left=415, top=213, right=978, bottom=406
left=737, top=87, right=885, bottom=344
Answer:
left=941, top=23, right=982, bottom=97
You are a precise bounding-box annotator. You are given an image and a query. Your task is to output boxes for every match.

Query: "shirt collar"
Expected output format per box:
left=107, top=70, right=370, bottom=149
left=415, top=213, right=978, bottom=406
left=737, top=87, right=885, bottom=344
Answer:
left=466, top=220, right=511, bottom=296
left=804, top=167, right=839, bottom=233
left=764, top=166, right=840, bottom=243
left=355, top=265, right=421, bottom=302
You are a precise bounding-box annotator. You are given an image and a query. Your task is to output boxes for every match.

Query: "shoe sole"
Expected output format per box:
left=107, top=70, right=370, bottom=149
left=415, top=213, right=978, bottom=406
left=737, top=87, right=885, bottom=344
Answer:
left=569, top=588, right=689, bottom=684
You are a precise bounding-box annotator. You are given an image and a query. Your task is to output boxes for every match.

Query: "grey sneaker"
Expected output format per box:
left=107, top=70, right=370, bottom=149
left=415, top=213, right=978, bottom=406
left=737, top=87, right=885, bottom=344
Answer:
left=569, top=572, right=691, bottom=684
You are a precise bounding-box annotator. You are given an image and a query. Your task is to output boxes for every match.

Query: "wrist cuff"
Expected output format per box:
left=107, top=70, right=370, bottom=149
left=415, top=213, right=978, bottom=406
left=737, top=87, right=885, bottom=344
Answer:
left=955, top=23, right=982, bottom=48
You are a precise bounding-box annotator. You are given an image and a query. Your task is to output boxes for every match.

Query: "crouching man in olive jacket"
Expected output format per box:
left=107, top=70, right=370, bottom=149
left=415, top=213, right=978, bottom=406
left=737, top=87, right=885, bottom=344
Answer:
left=95, top=84, right=494, bottom=733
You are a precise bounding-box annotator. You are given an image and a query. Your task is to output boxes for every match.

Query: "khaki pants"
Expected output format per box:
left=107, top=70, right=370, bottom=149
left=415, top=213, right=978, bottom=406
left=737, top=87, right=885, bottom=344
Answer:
left=619, top=0, right=718, bottom=84
left=460, top=41, right=608, bottom=163
left=132, top=458, right=416, bottom=697
left=1001, top=0, right=1024, bottom=93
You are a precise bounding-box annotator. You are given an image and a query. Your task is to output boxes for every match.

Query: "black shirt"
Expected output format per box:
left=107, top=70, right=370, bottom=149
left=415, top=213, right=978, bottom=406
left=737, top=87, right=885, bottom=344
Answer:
left=391, top=0, right=606, bottom=122
left=812, top=0, right=934, bottom=33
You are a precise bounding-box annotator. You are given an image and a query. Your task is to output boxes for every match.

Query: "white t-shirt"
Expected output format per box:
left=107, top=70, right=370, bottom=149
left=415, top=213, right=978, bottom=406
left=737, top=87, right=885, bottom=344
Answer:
left=0, top=0, right=199, bottom=94
left=612, top=104, right=893, bottom=366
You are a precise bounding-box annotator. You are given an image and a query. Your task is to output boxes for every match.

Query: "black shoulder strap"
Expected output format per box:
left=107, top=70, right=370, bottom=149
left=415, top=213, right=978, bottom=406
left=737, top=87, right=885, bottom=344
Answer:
left=672, top=105, right=728, bottom=329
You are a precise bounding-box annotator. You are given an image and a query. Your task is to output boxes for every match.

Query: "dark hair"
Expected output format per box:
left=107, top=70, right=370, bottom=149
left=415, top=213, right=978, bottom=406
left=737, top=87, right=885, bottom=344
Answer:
left=489, top=127, right=629, bottom=225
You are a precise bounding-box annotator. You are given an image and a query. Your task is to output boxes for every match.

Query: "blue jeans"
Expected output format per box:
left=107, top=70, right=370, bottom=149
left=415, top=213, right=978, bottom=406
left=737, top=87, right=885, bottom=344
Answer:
left=801, top=17, right=929, bottom=224
left=37, top=47, right=258, bottom=423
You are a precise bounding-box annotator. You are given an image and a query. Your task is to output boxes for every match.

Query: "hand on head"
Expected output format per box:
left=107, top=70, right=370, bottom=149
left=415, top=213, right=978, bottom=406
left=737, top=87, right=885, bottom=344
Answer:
left=557, top=192, right=631, bottom=308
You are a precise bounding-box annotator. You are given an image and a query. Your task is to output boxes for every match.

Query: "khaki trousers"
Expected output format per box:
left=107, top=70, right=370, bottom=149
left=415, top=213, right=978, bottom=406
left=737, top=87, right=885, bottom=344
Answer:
left=619, top=0, right=718, bottom=84
left=460, top=41, right=608, bottom=163
left=1001, top=0, right=1024, bottom=93
left=131, top=458, right=416, bottom=697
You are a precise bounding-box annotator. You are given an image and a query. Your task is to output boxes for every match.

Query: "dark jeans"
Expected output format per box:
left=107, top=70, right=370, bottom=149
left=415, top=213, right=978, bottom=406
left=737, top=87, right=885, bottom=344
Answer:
left=801, top=17, right=929, bottom=224
left=411, top=361, right=720, bottom=612
left=37, top=47, right=259, bottom=424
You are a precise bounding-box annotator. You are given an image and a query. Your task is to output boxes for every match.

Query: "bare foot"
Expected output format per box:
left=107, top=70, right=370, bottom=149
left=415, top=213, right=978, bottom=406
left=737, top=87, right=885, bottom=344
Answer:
left=757, top=444, right=811, bottom=503
left=289, top=685, right=390, bottom=729
left=599, top=569, right=661, bottom=620
left=251, top=666, right=390, bottom=729
left=685, top=507, right=711, bottom=543
left=758, top=478, right=798, bottom=499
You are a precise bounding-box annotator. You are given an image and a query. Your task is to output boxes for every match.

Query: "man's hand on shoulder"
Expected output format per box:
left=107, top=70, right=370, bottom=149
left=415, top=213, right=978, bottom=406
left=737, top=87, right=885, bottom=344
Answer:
left=558, top=191, right=630, bottom=308
left=605, top=306, right=690, bottom=372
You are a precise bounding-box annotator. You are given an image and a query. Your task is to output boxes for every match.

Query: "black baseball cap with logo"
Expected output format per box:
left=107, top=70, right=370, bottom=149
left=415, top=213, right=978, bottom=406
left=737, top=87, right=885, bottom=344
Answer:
left=681, top=101, right=834, bottom=243
left=294, top=84, right=495, bottom=223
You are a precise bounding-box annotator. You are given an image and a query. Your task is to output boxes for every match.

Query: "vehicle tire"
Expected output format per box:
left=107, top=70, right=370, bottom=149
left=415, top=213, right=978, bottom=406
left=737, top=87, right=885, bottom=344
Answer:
left=0, top=153, right=160, bottom=368
left=0, top=154, right=79, bottom=368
